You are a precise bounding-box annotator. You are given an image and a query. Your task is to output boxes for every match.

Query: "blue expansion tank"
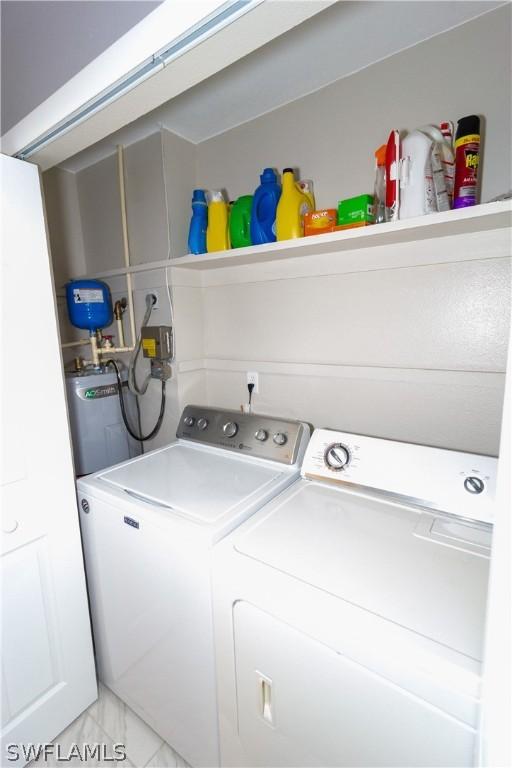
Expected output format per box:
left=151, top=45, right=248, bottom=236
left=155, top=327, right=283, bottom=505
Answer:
left=66, top=280, right=113, bottom=332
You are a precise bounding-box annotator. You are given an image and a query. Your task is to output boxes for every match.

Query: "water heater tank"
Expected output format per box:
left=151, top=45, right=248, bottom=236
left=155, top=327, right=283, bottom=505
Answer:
left=65, top=368, right=141, bottom=475
left=66, top=279, right=113, bottom=331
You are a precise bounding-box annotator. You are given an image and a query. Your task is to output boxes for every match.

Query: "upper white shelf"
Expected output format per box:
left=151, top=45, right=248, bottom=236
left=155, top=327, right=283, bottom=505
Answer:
left=75, top=200, right=511, bottom=279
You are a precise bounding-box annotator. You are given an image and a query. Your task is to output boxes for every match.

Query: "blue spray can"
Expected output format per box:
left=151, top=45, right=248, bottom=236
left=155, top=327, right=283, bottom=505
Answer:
left=188, top=189, right=208, bottom=254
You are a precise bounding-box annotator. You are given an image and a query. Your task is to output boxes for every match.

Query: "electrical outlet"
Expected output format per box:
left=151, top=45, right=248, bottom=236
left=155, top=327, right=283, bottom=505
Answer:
left=147, top=291, right=159, bottom=309
left=247, top=371, right=259, bottom=394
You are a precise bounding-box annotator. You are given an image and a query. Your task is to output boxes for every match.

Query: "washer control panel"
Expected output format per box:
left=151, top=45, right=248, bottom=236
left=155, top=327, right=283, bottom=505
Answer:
left=176, top=405, right=309, bottom=465
left=303, top=428, right=497, bottom=524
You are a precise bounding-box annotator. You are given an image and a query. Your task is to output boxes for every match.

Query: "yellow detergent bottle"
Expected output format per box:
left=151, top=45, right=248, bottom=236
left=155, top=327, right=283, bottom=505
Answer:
left=206, top=190, right=230, bottom=252
left=276, top=168, right=312, bottom=240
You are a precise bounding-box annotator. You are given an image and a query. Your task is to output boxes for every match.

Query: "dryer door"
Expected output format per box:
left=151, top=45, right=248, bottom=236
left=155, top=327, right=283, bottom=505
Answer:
left=233, top=601, right=476, bottom=767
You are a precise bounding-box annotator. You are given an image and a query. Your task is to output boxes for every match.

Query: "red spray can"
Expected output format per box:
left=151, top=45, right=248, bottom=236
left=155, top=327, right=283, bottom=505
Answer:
left=453, top=115, right=480, bottom=209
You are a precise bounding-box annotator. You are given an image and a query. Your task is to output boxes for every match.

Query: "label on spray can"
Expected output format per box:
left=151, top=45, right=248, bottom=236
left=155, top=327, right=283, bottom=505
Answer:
left=453, top=121, right=480, bottom=209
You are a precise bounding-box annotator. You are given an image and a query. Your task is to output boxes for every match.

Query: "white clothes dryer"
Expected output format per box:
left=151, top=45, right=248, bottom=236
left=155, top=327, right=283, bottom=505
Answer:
left=77, top=405, right=310, bottom=768
left=213, top=428, right=497, bottom=768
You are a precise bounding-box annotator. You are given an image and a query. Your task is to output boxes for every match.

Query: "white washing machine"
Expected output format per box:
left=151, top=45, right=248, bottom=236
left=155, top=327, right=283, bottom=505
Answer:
left=77, top=405, right=310, bottom=768
left=213, top=428, right=497, bottom=768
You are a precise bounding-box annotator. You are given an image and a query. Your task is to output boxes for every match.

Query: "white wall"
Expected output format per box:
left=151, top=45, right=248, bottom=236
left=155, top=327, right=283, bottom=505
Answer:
left=76, top=151, right=124, bottom=274
left=43, top=165, right=86, bottom=282
left=198, top=237, right=509, bottom=455
left=44, top=128, right=199, bottom=449
left=190, top=5, right=511, bottom=455
left=58, top=128, right=196, bottom=273
left=124, top=131, right=169, bottom=266
left=43, top=166, right=88, bottom=361
left=44, top=7, right=511, bottom=457
left=195, top=5, right=512, bottom=207
left=162, top=128, right=196, bottom=260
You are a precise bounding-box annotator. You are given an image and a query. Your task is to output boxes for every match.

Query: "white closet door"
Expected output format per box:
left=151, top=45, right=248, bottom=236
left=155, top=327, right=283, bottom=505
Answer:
left=479, top=321, right=512, bottom=766
left=0, top=154, right=97, bottom=766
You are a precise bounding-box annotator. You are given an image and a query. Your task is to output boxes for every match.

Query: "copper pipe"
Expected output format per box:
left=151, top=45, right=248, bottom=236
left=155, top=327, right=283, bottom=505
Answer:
left=114, top=297, right=127, bottom=320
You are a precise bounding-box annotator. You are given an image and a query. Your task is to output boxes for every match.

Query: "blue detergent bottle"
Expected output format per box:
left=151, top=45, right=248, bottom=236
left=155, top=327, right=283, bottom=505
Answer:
left=188, top=189, right=208, bottom=254
left=250, top=168, right=281, bottom=245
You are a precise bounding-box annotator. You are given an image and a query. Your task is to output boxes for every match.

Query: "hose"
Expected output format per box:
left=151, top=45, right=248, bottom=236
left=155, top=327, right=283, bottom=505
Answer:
left=106, top=359, right=166, bottom=442
left=128, top=293, right=156, bottom=396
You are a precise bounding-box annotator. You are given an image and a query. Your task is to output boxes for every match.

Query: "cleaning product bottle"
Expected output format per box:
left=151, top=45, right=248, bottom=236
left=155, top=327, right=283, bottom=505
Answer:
left=400, top=130, right=437, bottom=219
left=276, top=168, right=312, bottom=241
left=419, top=124, right=454, bottom=209
left=250, top=168, right=281, bottom=245
left=437, top=122, right=456, bottom=205
left=187, top=189, right=208, bottom=254
left=229, top=195, right=253, bottom=249
left=385, top=130, right=401, bottom=222
left=453, top=115, right=480, bottom=209
left=297, top=180, right=316, bottom=210
left=206, top=190, right=229, bottom=252
left=373, top=145, right=386, bottom=223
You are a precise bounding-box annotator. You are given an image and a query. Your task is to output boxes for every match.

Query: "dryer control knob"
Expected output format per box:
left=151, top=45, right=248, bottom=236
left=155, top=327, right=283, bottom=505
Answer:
left=184, top=416, right=195, bottom=427
left=197, top=417, right=209, bottom=431
left=464, top=476, right=485, bottom=494
left=273, top=432, right=287, bottom=446
left=255, top=429, right=268, bottom=442
left=325, top=443, right=350, bottom=471
left=223, top=421, right=238, bottom=438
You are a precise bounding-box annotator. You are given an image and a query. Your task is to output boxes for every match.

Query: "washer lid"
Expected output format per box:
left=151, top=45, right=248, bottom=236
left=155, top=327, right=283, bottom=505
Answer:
left=98, top=442, right=284, bottom=524
left=234, top=480, right=491, bottom=660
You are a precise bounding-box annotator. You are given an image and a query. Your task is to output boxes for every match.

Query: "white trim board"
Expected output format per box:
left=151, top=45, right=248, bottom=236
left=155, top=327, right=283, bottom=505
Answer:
left=178, top=358, right=506, bottom=380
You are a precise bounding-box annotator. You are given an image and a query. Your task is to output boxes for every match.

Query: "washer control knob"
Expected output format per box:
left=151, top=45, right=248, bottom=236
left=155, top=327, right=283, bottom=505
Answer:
left=184, top=416, right=195, bottom=427
left=464, top=476, right=485, bottom=494
left=325, top=443, right=350, bottom=471
left=2, top=517, right=19, bottom=533
left=255, top=429, right=268, bottom=442
left=223, top=421, right=238, bottom=438
left=197, top=417, right=209, bottom=431
left=273, top=432, right=287, bottom=446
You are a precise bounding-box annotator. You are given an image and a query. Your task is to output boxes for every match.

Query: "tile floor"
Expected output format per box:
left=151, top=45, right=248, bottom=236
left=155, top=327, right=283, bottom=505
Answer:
left=33, top=683, right=190, bottom=767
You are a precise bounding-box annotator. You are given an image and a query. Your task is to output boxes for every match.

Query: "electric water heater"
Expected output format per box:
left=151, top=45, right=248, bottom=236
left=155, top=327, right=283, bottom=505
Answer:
left=65, top=368, right=141, bottom=476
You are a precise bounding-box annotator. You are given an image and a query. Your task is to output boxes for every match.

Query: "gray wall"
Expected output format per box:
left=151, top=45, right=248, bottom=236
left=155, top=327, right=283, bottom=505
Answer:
left=76, top=152, right=124, bottom=274
left=199, top=241, right=509, bottom=455
left=44, top=165, right=86, bottom=283
left=189, top=5, right=511, bottom=455
left=196, top=5, right=512, bottom=207
left=1, top=1, right=161, bottom=135
left=162, top=128, right=196, bottom=260
left=44, top=8, right=511, bottom=457
left=58, top=129, right=196, bottom=275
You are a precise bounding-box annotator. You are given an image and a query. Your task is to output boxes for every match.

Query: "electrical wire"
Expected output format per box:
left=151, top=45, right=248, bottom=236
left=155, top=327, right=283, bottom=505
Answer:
left=165, top=266, right=175, bottom=361
left=135, top=395, right=144, bottom=453
left=161, top=132, right=176, bottom=362
left=106, top=358, right=166, bottom=442
left=248, top=382, right=255, bottom=414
